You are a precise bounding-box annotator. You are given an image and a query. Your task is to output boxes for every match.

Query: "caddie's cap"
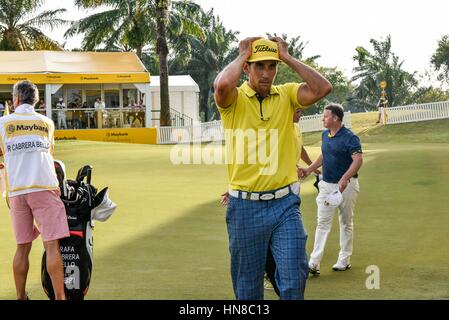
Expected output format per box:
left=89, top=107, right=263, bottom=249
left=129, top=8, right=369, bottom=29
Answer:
left=324, top=190, right=343, bottom=208
left=247, top=38, right=282, bottom=63
left=59, top=97, right=63, bottom=102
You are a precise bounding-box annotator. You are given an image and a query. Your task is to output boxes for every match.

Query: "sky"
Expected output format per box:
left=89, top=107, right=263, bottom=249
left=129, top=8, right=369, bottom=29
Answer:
left=44, top=0, right=448, bottom=84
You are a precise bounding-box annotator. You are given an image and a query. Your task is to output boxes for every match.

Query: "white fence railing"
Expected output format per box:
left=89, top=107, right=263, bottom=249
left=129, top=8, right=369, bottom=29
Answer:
left=157, top=120, right=224, bottom=144
left=383, top=101, right=449, bottom=125
left=300, top=111, right=352, bottom=133
left=157, top=111, right=352, bottom=145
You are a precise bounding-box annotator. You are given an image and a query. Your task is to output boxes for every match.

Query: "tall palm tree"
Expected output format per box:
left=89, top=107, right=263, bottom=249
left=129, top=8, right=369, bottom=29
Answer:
left=169, top=9, right=239, bottom=121
left=0, top=0, right=66, bottom=50
left=67, top=0, right=204, bottom=126
left=155, top=0, right=204, bottom=125
left=66, top=0, right=152, bottom=58
left=352, top=35, right=417, bottom=109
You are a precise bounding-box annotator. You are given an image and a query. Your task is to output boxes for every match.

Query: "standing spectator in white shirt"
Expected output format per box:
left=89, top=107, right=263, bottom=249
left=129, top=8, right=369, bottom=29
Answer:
left=55, top=98, right=67, bottom=129
left=94, top=98, right=105, bottom=128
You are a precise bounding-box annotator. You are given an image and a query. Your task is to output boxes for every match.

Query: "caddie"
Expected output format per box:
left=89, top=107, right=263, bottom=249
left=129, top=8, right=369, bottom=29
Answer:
left=0, top=80, right=69, bottom=300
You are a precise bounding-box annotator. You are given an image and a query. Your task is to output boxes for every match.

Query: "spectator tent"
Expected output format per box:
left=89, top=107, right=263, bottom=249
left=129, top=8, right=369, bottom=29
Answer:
left=0, top=51, right=201, bottom=144
left=0, top=50, right=153, bottom=127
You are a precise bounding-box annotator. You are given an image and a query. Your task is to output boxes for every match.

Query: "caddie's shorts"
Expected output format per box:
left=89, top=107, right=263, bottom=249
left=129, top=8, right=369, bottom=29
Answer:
left=9, top=190, right=69, bottom=244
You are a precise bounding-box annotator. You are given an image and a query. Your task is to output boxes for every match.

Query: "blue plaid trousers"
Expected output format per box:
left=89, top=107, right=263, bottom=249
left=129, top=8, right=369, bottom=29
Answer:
left=226, top=192, right=308, bottom=300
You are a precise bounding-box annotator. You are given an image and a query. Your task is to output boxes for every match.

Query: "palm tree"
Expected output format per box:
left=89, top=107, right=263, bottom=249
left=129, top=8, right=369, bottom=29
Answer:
left=266, top=33, right=320, bottom=63
left=351, top=35, right=417, bottom=110
left=67, top=0, right=204, bottom=126
left=66, top=0, right=152, bottom=58
left=0, top=0, right=66, bottom=50
left=169, top=9, right=239, bottom=121
left=155, top=0, right=204, bottom=125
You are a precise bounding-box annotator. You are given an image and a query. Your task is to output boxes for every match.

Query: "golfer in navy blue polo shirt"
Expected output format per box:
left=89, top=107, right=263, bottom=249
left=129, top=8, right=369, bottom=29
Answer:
left=298, top=103, right=363, bottom=275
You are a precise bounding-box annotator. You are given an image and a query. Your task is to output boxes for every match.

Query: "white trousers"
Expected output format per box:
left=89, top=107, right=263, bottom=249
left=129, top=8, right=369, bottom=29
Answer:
left=309, top=178, right=359, bottom=265
left=58, top=114, right=67, bottom=129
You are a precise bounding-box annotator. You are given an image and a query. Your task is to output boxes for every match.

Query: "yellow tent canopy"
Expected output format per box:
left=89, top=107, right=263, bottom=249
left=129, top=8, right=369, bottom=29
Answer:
left=0, top=51, right=150, bottom=84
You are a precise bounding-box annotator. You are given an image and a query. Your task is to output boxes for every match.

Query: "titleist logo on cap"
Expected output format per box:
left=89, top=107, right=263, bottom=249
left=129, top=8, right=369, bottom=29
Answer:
left=254, top=45, right=277, bottom=53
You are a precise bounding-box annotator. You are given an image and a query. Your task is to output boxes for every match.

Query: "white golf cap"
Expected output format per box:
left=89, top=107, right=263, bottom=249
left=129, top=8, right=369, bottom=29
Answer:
left=324, top=190, right=343, bottom=208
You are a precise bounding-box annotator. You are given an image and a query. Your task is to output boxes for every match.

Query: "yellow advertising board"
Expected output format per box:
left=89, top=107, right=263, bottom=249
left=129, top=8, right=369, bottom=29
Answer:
left=55, top=128, right=157, bottom=145
left=0, top=73, right=150, bottom=84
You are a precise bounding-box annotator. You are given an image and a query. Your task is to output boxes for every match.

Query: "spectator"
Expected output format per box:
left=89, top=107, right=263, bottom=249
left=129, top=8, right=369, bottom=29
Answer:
left=94, top=98, right=105, bottom=128
left=55, top=98, right=67, bottom=129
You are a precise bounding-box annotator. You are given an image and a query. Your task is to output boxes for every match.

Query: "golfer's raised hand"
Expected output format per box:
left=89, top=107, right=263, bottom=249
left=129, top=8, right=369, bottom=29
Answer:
left=269, top=36, right=290, bottom=61
left=239, top=37, right=261, bottom=60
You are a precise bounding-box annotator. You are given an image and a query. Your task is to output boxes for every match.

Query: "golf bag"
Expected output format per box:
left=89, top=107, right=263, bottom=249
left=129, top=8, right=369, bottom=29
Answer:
left=41, top=161, right=116, bottom=300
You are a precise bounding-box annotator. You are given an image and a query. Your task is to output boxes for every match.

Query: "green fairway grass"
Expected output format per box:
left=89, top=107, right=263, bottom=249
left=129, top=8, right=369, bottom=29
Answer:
left=0, top=113, right=448, bottom=299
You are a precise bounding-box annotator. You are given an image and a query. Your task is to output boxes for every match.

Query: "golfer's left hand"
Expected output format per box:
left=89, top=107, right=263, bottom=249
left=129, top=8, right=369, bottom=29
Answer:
left=338, top=179, right=348, bottom=193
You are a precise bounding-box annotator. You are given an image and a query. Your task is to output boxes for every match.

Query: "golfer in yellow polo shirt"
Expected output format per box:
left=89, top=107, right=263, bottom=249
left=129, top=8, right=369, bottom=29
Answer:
left=214, top=36, right=332, bottom=300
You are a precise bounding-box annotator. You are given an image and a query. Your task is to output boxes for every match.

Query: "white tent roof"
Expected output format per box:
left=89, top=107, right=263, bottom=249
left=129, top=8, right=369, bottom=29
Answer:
left=149, top=75, right=199, bottom=92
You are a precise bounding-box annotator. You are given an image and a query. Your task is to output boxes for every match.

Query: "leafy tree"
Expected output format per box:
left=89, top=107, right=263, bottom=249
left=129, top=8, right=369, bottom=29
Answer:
left=431, top=34, right=449, bottom=83
left=277, top=63, right=352, bottom=115
left=67, top=0, right=204, bottom=126
left=266, top=33, right=320, bottom=62
left=351, top=35, right=418, bottom=110
left=272, top=34, right=351, bottom=114
left=169, top=9, right=238, bottom=121
left=0, top=0, right=66, bottom=50
left=409, top=86, right=449, bottom=104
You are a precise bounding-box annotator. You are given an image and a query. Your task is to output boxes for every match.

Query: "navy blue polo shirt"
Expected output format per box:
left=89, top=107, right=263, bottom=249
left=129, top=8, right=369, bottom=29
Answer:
left=322, top=126, right=362, bottom=183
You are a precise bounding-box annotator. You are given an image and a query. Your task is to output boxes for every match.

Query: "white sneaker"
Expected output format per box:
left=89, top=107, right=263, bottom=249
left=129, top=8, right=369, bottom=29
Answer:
left=332, top=262, right=351, bottom=271
left=308, top=262, right=320, bottom=275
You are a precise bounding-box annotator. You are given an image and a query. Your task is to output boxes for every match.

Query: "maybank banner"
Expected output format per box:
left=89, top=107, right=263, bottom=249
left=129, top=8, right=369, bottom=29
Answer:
left=55, top=128, right=157, bottom=145
left=0, top=73, right=150, bottom=84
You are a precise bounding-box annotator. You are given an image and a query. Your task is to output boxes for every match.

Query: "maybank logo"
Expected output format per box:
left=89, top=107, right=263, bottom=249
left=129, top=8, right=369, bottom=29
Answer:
left=6, top=124, right=15, bottom=134
left=7, top=77, right=27, bottom=81
left=106, top=132, right=128, bottom=137
left=16, top=124, right=49, bottom=133
left=4, top=120, right=50, bottom=138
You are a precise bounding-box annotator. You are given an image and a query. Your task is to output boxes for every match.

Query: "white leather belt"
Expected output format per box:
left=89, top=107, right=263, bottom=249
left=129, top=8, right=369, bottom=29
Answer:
left=229, top=182, right=299, bottom=201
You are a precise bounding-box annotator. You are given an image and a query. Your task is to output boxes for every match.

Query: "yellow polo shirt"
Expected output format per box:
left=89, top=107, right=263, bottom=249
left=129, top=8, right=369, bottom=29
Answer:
left=217, top=81, right=306, bottom=192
